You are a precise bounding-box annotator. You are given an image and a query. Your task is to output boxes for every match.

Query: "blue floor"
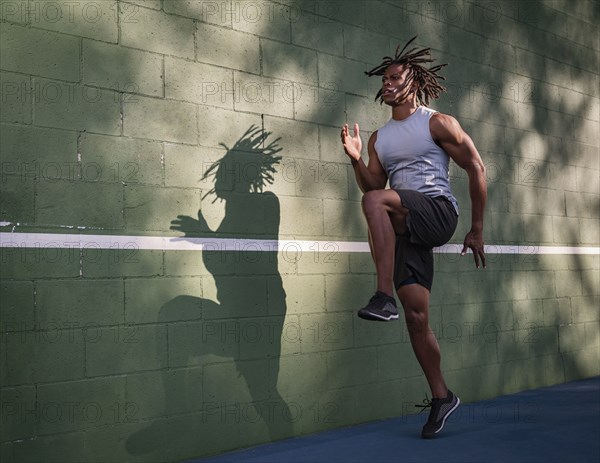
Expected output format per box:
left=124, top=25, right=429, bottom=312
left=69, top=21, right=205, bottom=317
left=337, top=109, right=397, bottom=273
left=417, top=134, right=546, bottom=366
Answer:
left=188, top=376, right=600, bottom=463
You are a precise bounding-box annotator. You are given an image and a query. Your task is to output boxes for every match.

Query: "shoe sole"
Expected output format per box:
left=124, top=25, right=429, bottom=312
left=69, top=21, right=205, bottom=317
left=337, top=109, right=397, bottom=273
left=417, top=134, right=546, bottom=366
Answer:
left=357, top=309, right=399, bottom=322
left=422, top=396, right=461, bottom=439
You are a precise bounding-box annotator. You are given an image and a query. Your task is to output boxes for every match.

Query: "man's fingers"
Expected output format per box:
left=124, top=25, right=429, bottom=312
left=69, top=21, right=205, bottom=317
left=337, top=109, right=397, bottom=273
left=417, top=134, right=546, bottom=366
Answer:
left=480, top=250, right=487, bottom=269
left=461, top=243, right=468, bottom=255
left=473, top=250, right=480, bottom=268
left=354, top=123, right=359, bottom=137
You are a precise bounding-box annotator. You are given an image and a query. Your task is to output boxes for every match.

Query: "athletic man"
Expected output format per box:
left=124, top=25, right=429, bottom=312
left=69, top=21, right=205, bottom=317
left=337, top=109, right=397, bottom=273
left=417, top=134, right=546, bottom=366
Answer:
left=340, top=37, right=487, bottom=438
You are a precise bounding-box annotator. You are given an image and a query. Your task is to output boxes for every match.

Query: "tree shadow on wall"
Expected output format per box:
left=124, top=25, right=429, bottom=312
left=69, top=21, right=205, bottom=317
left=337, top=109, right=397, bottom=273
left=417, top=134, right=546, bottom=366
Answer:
left=126, top=126, right=292, bottom=457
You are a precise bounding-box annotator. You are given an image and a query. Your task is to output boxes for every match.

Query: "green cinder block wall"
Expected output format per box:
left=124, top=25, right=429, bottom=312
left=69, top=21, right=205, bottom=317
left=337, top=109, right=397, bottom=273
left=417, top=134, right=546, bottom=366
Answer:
left=0, top=1, right=598, bottom=461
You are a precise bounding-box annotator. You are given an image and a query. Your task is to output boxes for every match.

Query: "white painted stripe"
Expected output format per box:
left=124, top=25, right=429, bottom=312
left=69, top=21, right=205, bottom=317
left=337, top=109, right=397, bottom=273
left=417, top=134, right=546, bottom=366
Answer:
left=0, top=232, right=598, bottom=255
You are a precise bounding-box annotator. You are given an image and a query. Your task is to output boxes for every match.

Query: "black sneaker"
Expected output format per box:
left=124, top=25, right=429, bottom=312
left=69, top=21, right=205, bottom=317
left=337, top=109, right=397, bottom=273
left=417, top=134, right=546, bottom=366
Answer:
left=417, top=390, right=460, bottom=438
left=357, top=291, right=399, bottom=321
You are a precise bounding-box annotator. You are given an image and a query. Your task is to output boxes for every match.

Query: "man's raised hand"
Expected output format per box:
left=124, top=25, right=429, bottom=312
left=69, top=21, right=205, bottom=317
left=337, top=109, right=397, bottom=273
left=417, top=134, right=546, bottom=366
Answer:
left=341, top=123, right=362, bottom=161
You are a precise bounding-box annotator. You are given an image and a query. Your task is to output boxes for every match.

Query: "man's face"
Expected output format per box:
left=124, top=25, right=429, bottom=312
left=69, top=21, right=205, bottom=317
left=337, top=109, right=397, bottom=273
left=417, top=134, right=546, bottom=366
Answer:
left=381, top=63, right=414, bottom=106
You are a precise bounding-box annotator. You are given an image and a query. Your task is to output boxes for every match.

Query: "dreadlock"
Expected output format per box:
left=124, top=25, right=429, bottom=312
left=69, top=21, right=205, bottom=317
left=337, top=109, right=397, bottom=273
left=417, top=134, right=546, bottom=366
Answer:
left=365, top=36, right=448, bottom=106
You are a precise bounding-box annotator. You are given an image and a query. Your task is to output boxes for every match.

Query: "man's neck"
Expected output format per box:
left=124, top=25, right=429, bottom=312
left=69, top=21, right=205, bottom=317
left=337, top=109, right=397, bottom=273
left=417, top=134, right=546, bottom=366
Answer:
left=391, top=99, right=419, bottom=121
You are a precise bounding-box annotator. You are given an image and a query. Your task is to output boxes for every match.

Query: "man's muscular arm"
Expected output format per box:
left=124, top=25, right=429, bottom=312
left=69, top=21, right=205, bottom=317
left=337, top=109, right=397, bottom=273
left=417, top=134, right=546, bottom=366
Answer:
left=341, top=123, right=387, bottom=193
left=430, top=113, right=487, bottom=268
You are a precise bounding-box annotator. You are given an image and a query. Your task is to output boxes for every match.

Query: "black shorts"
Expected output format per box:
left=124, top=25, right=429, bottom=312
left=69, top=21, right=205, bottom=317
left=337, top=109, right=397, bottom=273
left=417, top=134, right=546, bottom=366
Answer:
left=393, top=189, right=458, bottom=291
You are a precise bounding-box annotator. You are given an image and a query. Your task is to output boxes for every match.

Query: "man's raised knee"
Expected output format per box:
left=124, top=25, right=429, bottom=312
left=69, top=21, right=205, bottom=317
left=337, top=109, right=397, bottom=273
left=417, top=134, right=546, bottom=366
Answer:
left=361, top=189, right=386, bottom=212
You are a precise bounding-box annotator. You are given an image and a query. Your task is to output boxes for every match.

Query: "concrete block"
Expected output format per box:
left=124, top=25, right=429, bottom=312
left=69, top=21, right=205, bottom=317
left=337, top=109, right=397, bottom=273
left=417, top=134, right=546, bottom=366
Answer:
left=261, top=38, right=317, bottom=85
left=125, top=277, right=202, bottom=324
left=319, top=125, right=358, bottom=164
left=197, top=105, right=262, bottom=148
left=164, top=249, right=212, bottom=277
left=343, top=24, right=391, bottom=63
left=565, top=191, right=594, bottom=219
left=0, top=386, right=36, bottom=441
left=579, top=218, right=600, bottom=244
left=81, top=248, right=164, bottom=278
left=0, top=0, right=30, bottom=24
left=353, top=312, right=403, bottom=348
left=203, top=358, right=270, bottom=402
left=12, top=431, right=84, bottom=463
left=0, top=71, right=31, bottom=123
left=123, top=95, right=197, bottom=144
left=167, top=319, right=237, bottom=368
left=529, top=325, right=560, bottom=357
left=584, top=321, right=599, bottom=349
left=36, top=376, right=125, bottom=433
left=489, top=212, right=523, bottom=243
left=36, top=279, right=124, bottom=326
left=552, top=216, right=582, bottom=244
left=164, top=144, right=225, bottom=191
left=85, top=324, right=167, bottom=376
left=377, top=342, right=424, bottom=381
left=559, top=323, right=586, bottom=353
left=33, top=78, right=120, bottom=135
left=298, top=312, right=353, bottom=353
left=294, top=82, right=345, bottom=127
left=125, top=0, right=162, bottom=10
left=125, top=367, right=204, bottom=419
left=291, top=11, right=343, bottom=55
left=83, top=40, right=163, bottom=98
left=0, top=281, right=34, bottom=329
left=571, top=295, right=600, bottom=323
left=200, top=274, right=268, bottom=319
left=327, top=347, right=378, bottom=389
left=306, top=0, right=365, bottom=27
left=461, top=333, right=498, bottom=368
left=24, top=0, right=118, bottom=42
left=8, top=328, right=85, bottom=383
left=295, top=159, right=348, bottom=201
left=196, top=22, right=260, bottom=73
left=164, top=0, right=231, bottom=26
left=526, top=270, right=555, bottom=300
left=124, top=184, right=200, bottom=232
left=1, top=124, right=78, bottom=179
left=0, top=23, right=79, bottom=81
left=555, top=269, right=583, bottom=298
left=84, top=420, right=168, bottom=463
left=576, top=166, right=600, bottom=194
left=0, top=174, right=34, bottom=223
left=0, top=244, right=79, bottom=280
left=79, top=132, right=162, bottom=186
left=121, top=5, right=195, bottom=59
left=165, top=56, right=234, bottom=108
left=233, top=71, right=295, bottom=118
left=278, top=196, right=323, bottom=236
left=276, top=352, right=328, bottom=396
left=563, top=347, right=600, bottom=380
left=479, top=301, right=515, bottom=332
left=263, top=115, right=320, bottom=160
left=345, top=93, right=390, bottom=134
left=512, top=299, right=545, bottom=329
left=542, top=297, right=572, bottom=326
left=36, top=179, right=124, bottom=229
left=278, top=274, right=324, bottom=314
left=231, top=0, right=291, bottom=41
left=324, top=273, right=373, bottom=314
left=297, top=248, right=349, bottom=275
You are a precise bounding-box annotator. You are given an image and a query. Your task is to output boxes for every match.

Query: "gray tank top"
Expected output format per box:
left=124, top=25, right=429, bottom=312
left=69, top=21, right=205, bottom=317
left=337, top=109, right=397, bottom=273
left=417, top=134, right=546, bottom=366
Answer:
left=374, top=106, right=459, bottom=214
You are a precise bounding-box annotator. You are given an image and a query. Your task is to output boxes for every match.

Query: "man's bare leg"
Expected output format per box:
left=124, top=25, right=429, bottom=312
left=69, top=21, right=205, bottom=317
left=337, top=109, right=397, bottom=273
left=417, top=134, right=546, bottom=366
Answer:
left=397, top=283, right=448, bottom=399
left=361, top=190, right=409, bottom=296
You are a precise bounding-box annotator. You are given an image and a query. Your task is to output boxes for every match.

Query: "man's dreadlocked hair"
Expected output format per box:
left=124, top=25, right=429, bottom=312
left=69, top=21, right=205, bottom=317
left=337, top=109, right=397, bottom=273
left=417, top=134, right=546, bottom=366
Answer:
left=365, top=36, right=448, bottom=106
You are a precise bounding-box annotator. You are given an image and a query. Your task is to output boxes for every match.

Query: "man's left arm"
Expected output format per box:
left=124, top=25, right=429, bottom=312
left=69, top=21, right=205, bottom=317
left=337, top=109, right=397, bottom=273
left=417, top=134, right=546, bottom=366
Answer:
left=430, top=113, right=487, bottom=268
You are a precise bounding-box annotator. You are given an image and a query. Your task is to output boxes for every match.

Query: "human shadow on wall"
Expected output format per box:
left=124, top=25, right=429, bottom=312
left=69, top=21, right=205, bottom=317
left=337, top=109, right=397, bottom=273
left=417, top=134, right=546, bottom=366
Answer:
left=126, top=126, right=292, bottom=456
